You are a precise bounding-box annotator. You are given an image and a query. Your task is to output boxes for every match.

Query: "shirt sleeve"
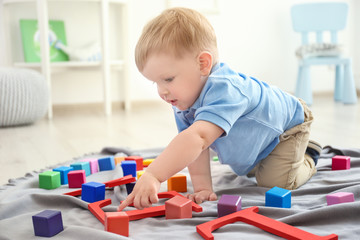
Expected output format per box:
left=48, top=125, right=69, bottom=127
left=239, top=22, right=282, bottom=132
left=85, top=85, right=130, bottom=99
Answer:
left=194, top=76, right=251, bottom=136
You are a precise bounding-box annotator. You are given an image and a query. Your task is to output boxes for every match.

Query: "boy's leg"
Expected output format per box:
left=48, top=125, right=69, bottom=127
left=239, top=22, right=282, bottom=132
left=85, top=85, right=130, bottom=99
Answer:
left=254, top=99, right=317, bottom=190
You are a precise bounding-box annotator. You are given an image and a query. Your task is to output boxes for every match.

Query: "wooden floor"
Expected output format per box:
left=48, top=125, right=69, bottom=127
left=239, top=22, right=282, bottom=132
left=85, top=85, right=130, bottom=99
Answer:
left=1, top=95, right=359, bottom=185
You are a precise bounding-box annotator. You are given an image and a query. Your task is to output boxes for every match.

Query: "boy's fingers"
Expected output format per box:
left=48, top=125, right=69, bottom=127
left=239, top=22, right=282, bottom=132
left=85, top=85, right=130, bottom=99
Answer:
left=118, top=196, right=133, bottom=211
left=149, top=193, right=159, bottom=205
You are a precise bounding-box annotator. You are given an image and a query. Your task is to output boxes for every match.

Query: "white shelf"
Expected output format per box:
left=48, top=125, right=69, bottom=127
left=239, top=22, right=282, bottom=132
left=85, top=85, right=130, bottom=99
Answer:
left=3, top=0, right=128, bottom=5
left=14, top=61, right=101, bottom=68
left=14, top=60, right=124, bottom=68
left=2, top=0, right=131, bottom=118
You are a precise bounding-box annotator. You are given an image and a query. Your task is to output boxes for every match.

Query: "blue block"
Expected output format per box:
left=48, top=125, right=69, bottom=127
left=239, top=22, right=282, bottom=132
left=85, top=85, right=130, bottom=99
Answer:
left=70, top=162, right=91, bottom=176
left=98, top=156, right=115, bottom=171
left=53, top=166, right=73, bottom=185
left=265, top=186, right=291, bottom=208
left=81, top=181, right=106, bottom=203
left=121, top=161, right=137, bottom=177
left=32, top=210, right=63, bottom=237
left=126, top=182, right=136, bottom=195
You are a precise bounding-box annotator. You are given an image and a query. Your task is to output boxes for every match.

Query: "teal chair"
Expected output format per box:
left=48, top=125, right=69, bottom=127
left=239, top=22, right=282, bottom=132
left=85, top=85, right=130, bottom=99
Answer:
left=291, top=2, right=357, bottom=105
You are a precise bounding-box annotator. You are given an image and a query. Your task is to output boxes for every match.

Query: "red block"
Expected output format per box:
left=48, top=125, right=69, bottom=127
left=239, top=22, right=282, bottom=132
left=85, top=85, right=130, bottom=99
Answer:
left=165, top=195, right=192, bottom=219
left=105, top=212, right=129, bottom=237
left=67, top=170, right=86, bottom=188
left=332, top=155, right=351, bottom=170
left=125, top=156, right=143, bottom=171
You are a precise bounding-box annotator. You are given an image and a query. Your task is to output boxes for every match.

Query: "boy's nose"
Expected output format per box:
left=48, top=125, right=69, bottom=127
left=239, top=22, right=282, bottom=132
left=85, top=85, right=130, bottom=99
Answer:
left=157, top=85, right=169, bottom=96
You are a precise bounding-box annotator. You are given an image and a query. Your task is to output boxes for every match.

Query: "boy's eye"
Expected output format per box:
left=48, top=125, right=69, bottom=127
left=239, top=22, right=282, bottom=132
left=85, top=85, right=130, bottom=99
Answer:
left=164, top=77, right=174, bottom=82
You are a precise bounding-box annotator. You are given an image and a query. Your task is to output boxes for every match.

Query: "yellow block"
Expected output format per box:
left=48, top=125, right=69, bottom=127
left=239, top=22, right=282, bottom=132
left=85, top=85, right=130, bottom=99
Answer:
left=143, top=158, right=155, bottom=167
left=137, top=170, right=145, bottom=179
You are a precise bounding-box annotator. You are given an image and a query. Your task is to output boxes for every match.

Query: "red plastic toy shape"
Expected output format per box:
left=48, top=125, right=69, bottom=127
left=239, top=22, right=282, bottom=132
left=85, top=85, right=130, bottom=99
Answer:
left=64, top=175, right=136, bottom=197
left=88, top=191, right=202, bottom=224
left=196, top=206, right=338, bottom=240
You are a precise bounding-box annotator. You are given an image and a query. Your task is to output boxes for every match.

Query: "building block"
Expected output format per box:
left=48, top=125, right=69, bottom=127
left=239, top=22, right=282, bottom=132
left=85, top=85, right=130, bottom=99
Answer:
left=196, top=206, right=338, bottom=240
left=81, top=158, right=99, bottom=174
left=81, top=181, right=106, bottom=203
left=98, top=156, right=115, bottom=171
left=67, top=170, right=86, bottom=188
left=137, top=170, right=145, bottom=179
left=88, top=191, right=202, bottom=225
left=32, top=210, right=64, bottom=237
left=326, top=192, right=355, bottom=206
left=126, top=182, right=136, bottom=195
left=167, top=174, right=187, bottom=192
left=70, top=162, right=91, bottom=176
left=114, top=156, right=125, bottom=165
left=165, top=195, right=192, bottom=219
left=39, top=171, right=61, bottom=190
left=217, top=194, right=241, bottom=218
left=265, top=186, right=291, bottom=208
left=143, top=158, right=154, bottom=167
left=125, top=156, right=143, bottom=171
left=332, top=155, right=351, bottom=170
left=64, top=175, right=136, bottom=197
left=53, top=166, right=73, bottom=185
left=105, top=212, right=129, bottom=237
left=121, top=160, right=137, bottom=177
left=212, top=156, right=219, bottom=161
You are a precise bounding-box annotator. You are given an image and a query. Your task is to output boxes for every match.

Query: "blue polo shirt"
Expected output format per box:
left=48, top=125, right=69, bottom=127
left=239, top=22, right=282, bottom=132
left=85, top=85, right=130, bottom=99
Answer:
left=173, top=62, right=304, bottom=175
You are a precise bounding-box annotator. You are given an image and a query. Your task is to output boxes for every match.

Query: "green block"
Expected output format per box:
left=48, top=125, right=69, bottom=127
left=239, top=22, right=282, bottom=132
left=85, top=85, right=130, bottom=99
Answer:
left=212, top=156, right=219, bottom=161
left=39, top=171, right=61, bottom=190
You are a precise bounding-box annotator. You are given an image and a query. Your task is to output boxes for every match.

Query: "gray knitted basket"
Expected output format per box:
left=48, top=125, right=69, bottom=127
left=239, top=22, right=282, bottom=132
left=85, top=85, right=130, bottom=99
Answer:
left=0, top=68, right=49, bottom=127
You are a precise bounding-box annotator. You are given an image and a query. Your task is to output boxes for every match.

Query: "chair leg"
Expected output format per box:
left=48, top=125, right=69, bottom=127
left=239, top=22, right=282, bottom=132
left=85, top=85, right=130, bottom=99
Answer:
left=343, top=60, right=358, bottom=104
left=296, top=65, right=312, bottom=105
left=334, top=65, right=343, bottom=102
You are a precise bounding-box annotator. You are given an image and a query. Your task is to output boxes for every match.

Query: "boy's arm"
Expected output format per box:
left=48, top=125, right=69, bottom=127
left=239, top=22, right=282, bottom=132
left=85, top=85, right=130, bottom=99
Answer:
left=187, top=148, right=217, bottom=204
left=118, top=120, right=224, bottom=210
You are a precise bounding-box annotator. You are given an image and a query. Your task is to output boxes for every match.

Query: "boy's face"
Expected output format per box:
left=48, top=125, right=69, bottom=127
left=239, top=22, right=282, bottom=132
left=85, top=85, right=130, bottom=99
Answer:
left=142, top=52, right=207, bottom=111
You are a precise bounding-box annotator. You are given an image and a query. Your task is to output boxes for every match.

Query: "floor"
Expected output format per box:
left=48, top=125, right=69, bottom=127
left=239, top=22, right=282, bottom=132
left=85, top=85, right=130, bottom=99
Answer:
left=1, top=95, right=359, bottom=185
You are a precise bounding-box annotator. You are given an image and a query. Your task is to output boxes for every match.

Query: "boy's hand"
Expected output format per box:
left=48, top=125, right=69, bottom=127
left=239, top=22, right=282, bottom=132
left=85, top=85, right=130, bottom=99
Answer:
left=186, top=190, right=217, bottom=204
left=118, top=171, right=161, bottom=211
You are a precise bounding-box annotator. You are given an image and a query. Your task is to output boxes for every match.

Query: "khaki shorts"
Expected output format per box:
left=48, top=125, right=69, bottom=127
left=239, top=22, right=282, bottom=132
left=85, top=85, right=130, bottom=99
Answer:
left=248, top=99, right=317, bottom=190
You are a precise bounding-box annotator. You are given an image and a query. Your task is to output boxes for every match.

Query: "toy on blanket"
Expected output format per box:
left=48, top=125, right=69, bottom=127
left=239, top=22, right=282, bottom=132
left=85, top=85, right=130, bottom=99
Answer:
left=70, top=162, right=91, bottom=176
left=88, top=191, right=203, bottom=237
left=265, top=186, right=291, bottom=208
left=125, top=156, right=144, bottom=171
left=121, top=160, right=137, bottom=178
left=332, top=155, right=351, bottom=170
left=196, top=206, right=338, bottom=240
left=137, top=170, right=145, bottom=179
left=64, top=175, right=136, bottom=197
left=105, top=212, right=129, bottom=236
left=81, top=182, right=106, bottom=203
left=53, top=166, right=73, bottom=185
left=80, top=158, right=99, bottom=174
left=32, top=210, right=64, bottom=237
left=217, top=194, right=242, bottom=218
left=98, top=156, right=115, bottom=171
left=143, top=158, right=154, bottom=167
left=326, top=192, right=355, bottom=206
left=167, top=174, right=187, bottom=192
left=67, top=170, right=86, bottom=188
left=114, top=156, right=125, bottom=165
left=165, top=195, right=192, bottom=219
left=39, top=171, right=61, bottom=190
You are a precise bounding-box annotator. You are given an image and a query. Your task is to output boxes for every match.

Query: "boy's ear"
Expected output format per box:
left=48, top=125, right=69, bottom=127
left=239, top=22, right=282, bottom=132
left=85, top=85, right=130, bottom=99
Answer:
left=198, top=51, right=213, bottom=76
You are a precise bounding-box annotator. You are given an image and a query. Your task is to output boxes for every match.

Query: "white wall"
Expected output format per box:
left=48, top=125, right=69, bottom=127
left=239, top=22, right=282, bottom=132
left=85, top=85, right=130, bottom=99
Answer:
left=1, top=0, right=359, bottom=104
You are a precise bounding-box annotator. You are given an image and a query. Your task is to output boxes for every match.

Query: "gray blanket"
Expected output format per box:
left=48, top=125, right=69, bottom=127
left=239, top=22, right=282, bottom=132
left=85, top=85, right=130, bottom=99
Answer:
left=0, top=146, right=359, bottom=240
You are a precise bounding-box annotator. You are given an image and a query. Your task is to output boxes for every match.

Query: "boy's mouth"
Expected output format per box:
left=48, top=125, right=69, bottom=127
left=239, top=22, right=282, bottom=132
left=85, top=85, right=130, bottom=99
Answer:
left=169, top=99, right=177, bottom=106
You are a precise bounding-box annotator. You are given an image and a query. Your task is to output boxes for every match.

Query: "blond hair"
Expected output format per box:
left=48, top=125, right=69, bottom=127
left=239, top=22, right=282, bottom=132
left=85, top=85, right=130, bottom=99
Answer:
left=135, top=7, right=218, bottom=71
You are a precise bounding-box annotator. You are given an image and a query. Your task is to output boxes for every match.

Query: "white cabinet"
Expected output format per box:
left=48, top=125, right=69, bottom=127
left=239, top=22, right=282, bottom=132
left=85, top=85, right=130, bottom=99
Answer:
left=1, top=0, right=131, bottom=118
